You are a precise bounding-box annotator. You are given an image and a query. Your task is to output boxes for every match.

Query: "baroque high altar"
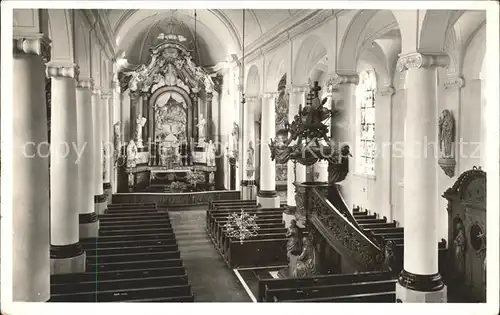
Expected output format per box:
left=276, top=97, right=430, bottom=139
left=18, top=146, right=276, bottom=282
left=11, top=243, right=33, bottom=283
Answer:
left=120, top=33, right=219, bottom=190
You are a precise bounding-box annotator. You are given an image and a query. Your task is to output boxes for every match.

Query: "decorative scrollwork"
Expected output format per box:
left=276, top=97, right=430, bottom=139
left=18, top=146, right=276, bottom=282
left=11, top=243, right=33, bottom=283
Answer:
left=309, top=188, right=383, bottom=270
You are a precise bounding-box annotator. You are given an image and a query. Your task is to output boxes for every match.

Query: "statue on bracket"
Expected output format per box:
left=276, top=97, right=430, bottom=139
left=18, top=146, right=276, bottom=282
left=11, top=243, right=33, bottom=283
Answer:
left=438, top=109, right=456, bottom=177
left=246, top=141, right=255, bottom=178
left=113, top=121, right=122, bottom=166
left=135, top=115, right=147, bottom=148
left=231, top=122, right=240, bottom=157
left=126, top=140, right=138, bottom=168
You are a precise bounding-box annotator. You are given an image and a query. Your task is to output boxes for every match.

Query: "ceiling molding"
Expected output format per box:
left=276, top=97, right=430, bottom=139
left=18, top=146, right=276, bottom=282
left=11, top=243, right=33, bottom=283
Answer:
left=245, top=10, right=339, bottom=64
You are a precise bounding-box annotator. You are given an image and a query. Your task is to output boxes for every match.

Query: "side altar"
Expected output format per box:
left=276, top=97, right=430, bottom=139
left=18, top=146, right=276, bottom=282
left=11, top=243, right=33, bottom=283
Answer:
left=119, top=32, right=220, bottom=192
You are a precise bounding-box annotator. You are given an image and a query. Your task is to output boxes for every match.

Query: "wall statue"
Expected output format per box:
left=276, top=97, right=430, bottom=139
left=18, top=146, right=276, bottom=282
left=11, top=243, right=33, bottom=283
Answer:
left=438, top=109, right=456, bottom=177
left=246, top=141, right=255, bottom=178
left=231, top=122, right=240, bottom=157
left=126, top=140, right=138, bottom=168
left=113, top=122, right=121, bottom=166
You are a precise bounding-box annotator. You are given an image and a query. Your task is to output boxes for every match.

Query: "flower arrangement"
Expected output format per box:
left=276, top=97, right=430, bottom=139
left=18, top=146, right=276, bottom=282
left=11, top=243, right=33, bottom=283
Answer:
left=170, top=181, right=187, bottom=192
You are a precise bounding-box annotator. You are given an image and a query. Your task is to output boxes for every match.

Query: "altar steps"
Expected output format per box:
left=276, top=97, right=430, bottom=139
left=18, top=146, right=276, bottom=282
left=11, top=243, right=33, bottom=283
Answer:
left=49, top=203, right=195, bottom=302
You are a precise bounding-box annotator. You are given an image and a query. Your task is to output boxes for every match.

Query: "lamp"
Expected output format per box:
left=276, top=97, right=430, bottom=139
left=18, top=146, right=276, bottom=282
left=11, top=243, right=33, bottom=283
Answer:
left=224, top=209, right=260, bottom=244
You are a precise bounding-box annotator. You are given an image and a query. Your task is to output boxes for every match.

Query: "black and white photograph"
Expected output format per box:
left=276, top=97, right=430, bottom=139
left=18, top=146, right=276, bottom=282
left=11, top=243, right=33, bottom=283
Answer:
left=1, top=1, right=499, bottom=314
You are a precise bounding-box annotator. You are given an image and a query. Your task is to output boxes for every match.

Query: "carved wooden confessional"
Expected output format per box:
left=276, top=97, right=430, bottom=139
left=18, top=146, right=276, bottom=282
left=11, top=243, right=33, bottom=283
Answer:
left=442, top=166, right=486, bottom=302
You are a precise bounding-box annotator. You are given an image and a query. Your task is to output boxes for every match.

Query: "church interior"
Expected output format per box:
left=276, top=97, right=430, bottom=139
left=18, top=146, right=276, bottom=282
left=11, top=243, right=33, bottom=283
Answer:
left=4, top=7, right=494, bottom=305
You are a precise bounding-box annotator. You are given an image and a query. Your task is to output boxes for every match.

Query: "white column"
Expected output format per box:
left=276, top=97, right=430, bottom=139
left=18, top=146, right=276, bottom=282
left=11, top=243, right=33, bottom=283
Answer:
left=375, top=85, right=395, bottom=221
left=46, top=63, right=86, bottom=274
left=241, top=96, right=257, bottom=199
left=286, top=85, right=308, bottom=210
left=92, top=87, right=105, bottom=214
left=12, top=36, right=51, bottom=302
left=76, top=78, right=99, bottom=238
left=257, top=92, right=280, bottom=208
left=396, top=52, right=448, bottom=302
left=327, top=73, right=359, bottom=210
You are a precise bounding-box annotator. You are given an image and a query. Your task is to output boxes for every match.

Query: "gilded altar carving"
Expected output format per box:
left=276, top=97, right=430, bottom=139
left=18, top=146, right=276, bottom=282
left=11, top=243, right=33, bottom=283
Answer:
left=438, top=109, right=456, bottom=177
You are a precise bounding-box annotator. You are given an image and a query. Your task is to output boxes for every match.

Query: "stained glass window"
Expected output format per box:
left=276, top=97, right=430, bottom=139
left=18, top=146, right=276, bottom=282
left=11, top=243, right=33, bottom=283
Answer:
left=357, top=70, right=376, bottom=176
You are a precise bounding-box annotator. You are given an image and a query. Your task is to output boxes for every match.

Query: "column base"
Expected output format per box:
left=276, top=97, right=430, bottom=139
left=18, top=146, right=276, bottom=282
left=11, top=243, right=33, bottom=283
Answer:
left=103, top=182, right=112, bottom=205
left=79, top=212, right=100, bottom=239
left=94, top=194, right=107, bottom=215
left=396, top=269, right=447, bottom=302
left=240, top=180, right=257, bottom=200
left=257, top=190, right=280, bottom=209
left=50, top=242, right=86, bottom=275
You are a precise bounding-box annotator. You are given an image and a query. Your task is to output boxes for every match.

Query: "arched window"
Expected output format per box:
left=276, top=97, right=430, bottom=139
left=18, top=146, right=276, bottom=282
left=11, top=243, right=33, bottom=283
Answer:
left=356, top=69, right=377, bottom=176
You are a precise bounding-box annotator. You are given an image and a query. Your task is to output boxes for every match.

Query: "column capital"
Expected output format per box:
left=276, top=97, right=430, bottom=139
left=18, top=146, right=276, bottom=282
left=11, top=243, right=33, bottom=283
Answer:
left=377, top=85, right=395, bottom=97
left=13, top=34, right=51, bottom=62
left=100, top=93, right=112, bottom=100
left=262, top=91, right=279, bottom=99
left=286, top=84, right=309, bottom=94
left=92, top=86, right=102, bottom=95
left=326, top=72, right=359, bottom=88
left=396, top=52, right=449, bottom=72
left=246, top=95, right=260, bottom=102
left=76, top=78, right=94, bottom=90
left=444, top=75, right=465, bottom=90
left=45, top=62, right=79, bottom=79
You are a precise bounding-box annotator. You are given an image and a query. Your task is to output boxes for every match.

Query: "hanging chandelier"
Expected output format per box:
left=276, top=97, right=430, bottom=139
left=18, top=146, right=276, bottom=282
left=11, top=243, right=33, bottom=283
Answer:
left=224, top=209, right=260, bottom=244
left=268, top=81, right=352, bottom=183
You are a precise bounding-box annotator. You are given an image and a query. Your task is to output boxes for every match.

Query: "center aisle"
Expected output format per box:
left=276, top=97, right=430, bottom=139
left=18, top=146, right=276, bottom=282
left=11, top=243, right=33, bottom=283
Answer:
left=168, top=209, right=252, bottom=302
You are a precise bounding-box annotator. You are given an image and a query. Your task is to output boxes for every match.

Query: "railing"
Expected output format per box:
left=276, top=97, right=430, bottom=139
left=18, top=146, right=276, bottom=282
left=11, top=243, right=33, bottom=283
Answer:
left=297, top=182, right=384, bottom=272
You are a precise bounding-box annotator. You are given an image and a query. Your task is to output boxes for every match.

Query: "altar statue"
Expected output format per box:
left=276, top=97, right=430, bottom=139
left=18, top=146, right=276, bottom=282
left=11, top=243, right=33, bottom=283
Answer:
left=159, top=143, right=169, bottom=166
left=197, top=114, right=206, bottom=141
left=209, top=171, right=215, bottom=184
left=126, top=140, right=138, bottom=168
left=135, top=115, right=147, bottom=147
left=293, top=236, right=316, bottom=278
left=206, top=140, right=216, bottom=166
left=439, top=109, right=454, bottom=158
left=246, top=141, right=255, bottom=169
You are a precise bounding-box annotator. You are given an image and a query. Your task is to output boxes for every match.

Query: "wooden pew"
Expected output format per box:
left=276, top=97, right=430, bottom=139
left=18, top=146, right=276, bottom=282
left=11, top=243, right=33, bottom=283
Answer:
left=81, top=237, right=177, bottom=249
left=49, top=283, right=193, bottom=302
left=222, top=230, right=286, bottom=258
left=214, top=215, right=283, bottom=247
left=86, top=250, right=181, bottom=264
left=259, top=271, right=392, bottom=302
left=87, top=257, right=185, bottom=273
left=84, top=244, right=179, bottom=256
left=227, top=237, right=287, bottom=269
left=267, top=279, right=396, bottom=302
left=282, top=291, right=395, bottom=302
left=208, top=208, right=283, bottom=240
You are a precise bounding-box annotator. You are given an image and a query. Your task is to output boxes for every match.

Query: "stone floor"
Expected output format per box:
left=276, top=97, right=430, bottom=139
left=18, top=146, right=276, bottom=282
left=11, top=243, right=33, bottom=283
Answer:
left=168, top=209, right=252, bottom=302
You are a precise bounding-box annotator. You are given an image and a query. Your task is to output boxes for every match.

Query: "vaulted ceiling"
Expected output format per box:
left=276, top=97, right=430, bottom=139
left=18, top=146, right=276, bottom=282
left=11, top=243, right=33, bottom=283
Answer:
left=104, top=9, right=312, bottom=67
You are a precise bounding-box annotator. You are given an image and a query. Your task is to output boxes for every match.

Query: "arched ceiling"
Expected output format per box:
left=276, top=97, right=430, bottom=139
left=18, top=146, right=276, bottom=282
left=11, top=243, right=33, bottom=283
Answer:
left=105, top=9, right=305, bottom=67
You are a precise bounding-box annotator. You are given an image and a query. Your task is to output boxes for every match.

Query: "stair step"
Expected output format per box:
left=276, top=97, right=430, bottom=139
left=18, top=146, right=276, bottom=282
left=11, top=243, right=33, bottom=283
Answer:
left=81, top=238, right=177, bottom=249
left=85, top=244, right=179, bottom=256
left=86, top=251, right=181, bottom=264
left=99, top=227, right=174, bottom=236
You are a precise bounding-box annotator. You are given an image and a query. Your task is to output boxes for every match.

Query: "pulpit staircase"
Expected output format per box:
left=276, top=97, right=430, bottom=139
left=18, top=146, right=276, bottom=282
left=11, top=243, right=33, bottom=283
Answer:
left=49, top=202, right=195, bottom=302
left=310, top=185, right=447, bottom=276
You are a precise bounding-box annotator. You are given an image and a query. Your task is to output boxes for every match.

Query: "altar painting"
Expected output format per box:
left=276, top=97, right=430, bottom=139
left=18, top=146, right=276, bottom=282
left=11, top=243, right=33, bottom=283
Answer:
left=155, top=91, right=187, bottom=142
